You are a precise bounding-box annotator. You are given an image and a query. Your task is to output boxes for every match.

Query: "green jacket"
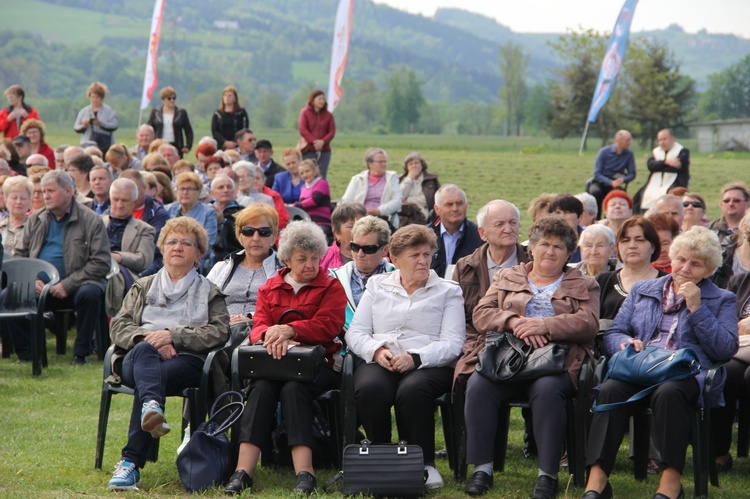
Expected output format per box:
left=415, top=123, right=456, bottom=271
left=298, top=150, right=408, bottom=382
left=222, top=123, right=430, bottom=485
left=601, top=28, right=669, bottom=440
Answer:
left=15, top=200, right=111, bottom=294
left=110, top=273, right=229, bottom=354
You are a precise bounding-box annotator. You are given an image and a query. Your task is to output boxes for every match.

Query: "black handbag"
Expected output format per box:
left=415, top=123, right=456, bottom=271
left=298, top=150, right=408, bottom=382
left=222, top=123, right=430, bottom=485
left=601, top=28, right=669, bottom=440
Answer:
left=176, top=391, right=244, bottom=492
left=236, top=309, right=326, bottom=382
left=324, top=439, right=425, bottom=497
left=591, top=344, right=701, bottom=412
left=475, top=331, right=570, bottom=383
left=92, top=129, right=112, bottom=153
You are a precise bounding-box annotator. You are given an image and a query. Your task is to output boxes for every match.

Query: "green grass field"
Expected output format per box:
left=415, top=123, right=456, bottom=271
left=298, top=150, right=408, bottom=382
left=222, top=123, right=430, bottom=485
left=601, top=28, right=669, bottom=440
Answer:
left=2, top=129, right=750, bottom=497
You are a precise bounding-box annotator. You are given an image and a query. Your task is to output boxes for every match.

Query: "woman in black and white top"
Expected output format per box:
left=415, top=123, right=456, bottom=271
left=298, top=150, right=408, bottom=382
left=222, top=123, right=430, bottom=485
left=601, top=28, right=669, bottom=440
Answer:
left=147, top=87, right=193, bottom=158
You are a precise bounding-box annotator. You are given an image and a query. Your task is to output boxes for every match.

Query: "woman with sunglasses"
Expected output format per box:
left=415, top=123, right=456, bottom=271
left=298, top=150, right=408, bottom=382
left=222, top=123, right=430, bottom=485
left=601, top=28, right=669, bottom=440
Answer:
left=147, top=87, right=194, bottom=158
left=208, top=203, right=281, bottom=324
left=329, top=216, right=395, bottom=330
left=681, top=193, right=707, bottom=232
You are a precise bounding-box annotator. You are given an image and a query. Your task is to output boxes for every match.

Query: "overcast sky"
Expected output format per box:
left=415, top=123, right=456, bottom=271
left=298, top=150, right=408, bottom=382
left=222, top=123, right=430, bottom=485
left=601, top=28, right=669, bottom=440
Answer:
left=373, top=0, right=750, bottom=39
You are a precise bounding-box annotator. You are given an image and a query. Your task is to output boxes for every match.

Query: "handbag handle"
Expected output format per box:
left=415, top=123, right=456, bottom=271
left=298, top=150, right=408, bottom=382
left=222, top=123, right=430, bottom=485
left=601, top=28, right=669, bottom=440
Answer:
left=205, top=391, right=245, bottom=435
left=278, top=308, right=306, bottom=324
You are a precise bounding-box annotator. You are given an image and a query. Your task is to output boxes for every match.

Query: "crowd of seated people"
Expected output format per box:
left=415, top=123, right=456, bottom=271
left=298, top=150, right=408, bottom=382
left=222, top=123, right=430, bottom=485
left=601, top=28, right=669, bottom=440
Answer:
left=5, top=82, right=750, bottom=499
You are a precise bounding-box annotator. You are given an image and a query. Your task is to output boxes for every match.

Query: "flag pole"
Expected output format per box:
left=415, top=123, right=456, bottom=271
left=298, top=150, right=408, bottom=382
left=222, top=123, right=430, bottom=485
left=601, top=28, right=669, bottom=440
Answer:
left=579, top=120, right=591, bottom=155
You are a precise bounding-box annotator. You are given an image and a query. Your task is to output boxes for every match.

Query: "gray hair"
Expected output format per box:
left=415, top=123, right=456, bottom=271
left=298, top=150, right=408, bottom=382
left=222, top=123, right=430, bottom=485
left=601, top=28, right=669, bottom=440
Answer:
left=232, top=160, right=259, bottom=178
left=211, top=173, right=235, bottom=191
left=90, top=164, right=113, bottom=180
left=3, top=175, right=33, bottom=198
left=198, top=136, right=218, bottom=148
left=277, top=220, right=329, bottom=261
left=477, top=200, right=520, bottom=228
left=647, top=194, right=683, bottom=217
left=110, top=178, right=138, bottom=201
left=41, top=169, right=75, bottom=191
left=575, top=192, right=598, bottom=217
left=26, top=153, right=49, bottom=167
left=364, top=147, right=387, bottom=165
left=136, top=124, right=155, bottom=136
left=669, top=226, right=722, bottom=274
left=579, top=224, right=616, bottom=247
left=351, top=215, right=391, bottom=248
left=434, top=184, right=467, bottom=207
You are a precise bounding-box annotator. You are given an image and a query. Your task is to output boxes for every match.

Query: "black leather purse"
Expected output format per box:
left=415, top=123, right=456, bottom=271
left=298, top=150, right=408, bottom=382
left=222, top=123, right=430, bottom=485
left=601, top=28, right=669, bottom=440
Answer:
left=324, top=439, right=425, bottom=497
left=235, top=309, right=326, bottom=382
left=476, top=331, right=569, bottom=383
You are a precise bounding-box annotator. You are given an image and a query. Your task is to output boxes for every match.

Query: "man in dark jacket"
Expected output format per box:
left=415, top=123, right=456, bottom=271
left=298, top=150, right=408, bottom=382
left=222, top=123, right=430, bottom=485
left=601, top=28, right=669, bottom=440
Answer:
left=255, top=139, right=285, bottom=188
left=14, top=170, right=111, bottom=365
left=430, top=184, right=482, bottom=278
left=119, top=170, right=170, bottom=276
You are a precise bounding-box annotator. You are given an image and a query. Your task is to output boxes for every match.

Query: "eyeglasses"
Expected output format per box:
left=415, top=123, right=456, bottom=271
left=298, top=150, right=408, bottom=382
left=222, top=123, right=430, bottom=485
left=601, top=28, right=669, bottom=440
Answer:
left=241, top=226, right=273, bottom=238
left=176, top=187, right=198, bottom=192
left=350, top=242, right=384, bottom=254
left=722, top=198, right=745, bottom=204
left=683, top=201, right=703, bottom=209
left=164, top=239, right=197, bottom=248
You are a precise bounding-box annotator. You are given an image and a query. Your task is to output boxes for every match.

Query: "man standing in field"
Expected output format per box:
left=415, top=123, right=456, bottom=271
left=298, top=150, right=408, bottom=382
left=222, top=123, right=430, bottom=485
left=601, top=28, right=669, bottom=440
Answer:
left=632, top=128, right=690, bottom=213
left=586, top=130, right=636, bottom=216
left=430, top=184, right=482, bottom=279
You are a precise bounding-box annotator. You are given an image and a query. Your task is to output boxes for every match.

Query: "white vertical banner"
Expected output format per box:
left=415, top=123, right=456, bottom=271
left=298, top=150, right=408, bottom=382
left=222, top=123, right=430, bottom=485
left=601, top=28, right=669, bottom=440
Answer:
left=327, top=0, right=353, bottom=113
left=140, top=0, right=166, bottom=111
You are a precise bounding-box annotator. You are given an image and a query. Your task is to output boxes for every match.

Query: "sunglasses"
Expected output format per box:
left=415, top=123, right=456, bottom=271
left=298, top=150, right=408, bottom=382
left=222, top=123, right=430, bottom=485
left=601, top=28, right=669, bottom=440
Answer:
left=350, top=242, right=383, bottom=254
left=165, top=96, right=176, bottom=101
left=682, top=201, right=703, bottom=209
left=241, top=226, right=273, bottom=238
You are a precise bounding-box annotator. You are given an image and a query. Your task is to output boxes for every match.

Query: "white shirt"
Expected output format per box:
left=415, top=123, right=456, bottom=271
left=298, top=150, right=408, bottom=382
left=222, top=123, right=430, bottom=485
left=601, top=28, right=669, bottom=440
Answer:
left=345, top=269, right=466, bottom=368
left=162, top=113, right=175, bottom=143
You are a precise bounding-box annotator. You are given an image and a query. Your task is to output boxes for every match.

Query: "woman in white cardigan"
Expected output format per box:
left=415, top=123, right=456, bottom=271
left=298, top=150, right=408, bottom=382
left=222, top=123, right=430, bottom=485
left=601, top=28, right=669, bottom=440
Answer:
left=340, top=148, right=402, bottom=230
left=345, top=224, right=465, bottom=490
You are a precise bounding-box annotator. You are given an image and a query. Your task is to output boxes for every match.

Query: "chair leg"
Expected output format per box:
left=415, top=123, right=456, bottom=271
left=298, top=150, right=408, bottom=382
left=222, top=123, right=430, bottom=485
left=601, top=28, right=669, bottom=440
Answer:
left=568, top=399, right=586, bottom=488
left=1, top=322, right=13, bottom=358
left=738, top=398, right=750, bottom=458
left=693, top=408, right=709, bottom=498
left=54, top=312, right=70, bottom=356
left=29, top=316, right=42, bottom=376
left=452, top=384, right=467, bottom=482
left=95, top=386, right=113, bottom=469
left=97, top=312, right=110, bottom=361
left=494, top=405, right=511, bottom=472
left=632, top=413, right=650, bottom=481
left=439, top=399, right=455, bottom=471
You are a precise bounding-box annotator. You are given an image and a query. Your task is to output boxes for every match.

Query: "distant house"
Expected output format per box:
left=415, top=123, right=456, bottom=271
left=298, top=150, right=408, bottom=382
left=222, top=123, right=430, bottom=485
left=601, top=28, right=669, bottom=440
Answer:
left=213, top=20, right=239, bottom=31
left=687, top=119, right=750, bottom=153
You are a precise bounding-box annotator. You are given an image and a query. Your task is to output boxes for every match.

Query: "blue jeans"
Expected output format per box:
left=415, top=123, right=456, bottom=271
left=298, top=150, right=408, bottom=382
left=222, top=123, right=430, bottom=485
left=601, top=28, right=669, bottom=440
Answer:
left=120, top=342, right=204, bottom=468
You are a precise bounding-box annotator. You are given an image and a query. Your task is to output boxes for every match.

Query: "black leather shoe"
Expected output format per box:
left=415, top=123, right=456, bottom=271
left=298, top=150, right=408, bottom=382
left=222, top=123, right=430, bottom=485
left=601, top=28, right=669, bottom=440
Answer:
left=465, top=471, right=493, bottom=496
left=582, top=481, right=613, bottom=499
left=225, top=470, right=252, bottom=495
left=653, top=485, right=684, bottom=499
left=531, top=475, right=558, bottom=499
left=295, top=471, right=316, bottom=495
left=71, top=355, right=88, bottom=366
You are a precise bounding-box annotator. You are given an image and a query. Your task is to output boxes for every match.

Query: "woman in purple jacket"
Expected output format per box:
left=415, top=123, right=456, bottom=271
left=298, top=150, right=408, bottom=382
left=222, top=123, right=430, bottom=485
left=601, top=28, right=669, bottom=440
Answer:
left=582, top=226, right=737, bottom=499
left=295, top=159, right=332, bottom=243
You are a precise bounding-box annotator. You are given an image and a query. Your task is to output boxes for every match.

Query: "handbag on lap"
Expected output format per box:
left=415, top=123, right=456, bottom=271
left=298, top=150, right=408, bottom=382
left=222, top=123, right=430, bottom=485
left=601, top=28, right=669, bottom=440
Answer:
left=475, top=331, right=570, bottom=383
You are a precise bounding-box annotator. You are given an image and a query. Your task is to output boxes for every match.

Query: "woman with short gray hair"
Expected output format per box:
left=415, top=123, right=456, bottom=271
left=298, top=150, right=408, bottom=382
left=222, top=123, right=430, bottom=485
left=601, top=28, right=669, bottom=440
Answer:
left=575, top=224, right=616, bottom=277
left=584, top=225, right=737, bottom=499
left=227, top=220, right=347, bottom=495
left=341, top=147, right=402, bottom=230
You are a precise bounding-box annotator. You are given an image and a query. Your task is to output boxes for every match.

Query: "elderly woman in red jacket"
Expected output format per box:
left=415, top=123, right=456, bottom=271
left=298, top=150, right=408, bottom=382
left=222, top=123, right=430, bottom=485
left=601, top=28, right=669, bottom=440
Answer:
left=226, top=220, right=346, bottom=496
left=297, top=90, right=336, bottom=179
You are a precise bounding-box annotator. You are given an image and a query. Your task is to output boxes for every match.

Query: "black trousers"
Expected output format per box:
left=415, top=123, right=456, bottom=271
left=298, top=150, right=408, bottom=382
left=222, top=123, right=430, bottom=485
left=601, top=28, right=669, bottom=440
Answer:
left=353, top=363, right=453, bottom=459
left=10, top=283, right=104, bottom=359
left=586, top=378, right=699, bottom=475
left=712, top=359, right=750, bottom=457
left=237, top=366, right=339, bottom=450
left=464, top=371, right=572, bottom=474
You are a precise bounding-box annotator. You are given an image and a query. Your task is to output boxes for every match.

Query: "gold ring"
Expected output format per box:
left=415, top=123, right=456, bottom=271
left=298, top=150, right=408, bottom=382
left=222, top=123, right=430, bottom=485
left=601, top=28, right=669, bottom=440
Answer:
left=151, top=341, right=156, bottom=346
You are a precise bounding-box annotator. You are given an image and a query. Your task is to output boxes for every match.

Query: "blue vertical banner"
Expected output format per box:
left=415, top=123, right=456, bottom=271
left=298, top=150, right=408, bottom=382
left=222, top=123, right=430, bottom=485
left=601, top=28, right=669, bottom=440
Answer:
left=587, top=0, right=639, bottom=123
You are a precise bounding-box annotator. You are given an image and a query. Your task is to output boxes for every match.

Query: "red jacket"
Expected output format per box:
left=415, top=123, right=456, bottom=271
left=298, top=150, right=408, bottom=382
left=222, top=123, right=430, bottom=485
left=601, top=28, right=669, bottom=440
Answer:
left=263, top=186, right=290, bottom=231
left=36, top=142, right=56, bottom=169
left=298, top=105, right=335, bottom=153
left=0, top=105, right=40, bottom=139
left=251, top=267, right=346, bottom=366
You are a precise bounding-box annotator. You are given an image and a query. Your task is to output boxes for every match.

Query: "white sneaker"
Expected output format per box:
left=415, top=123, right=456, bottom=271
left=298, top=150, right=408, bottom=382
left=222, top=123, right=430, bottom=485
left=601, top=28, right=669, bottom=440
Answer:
left=176, top=423, right=191, bottom=455
left=424, top=465, right=444, bottom=490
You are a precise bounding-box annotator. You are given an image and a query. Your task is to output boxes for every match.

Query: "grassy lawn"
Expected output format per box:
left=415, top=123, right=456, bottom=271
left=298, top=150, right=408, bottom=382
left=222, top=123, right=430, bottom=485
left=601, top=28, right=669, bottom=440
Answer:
left=3, top=129, right=750, bottom=497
